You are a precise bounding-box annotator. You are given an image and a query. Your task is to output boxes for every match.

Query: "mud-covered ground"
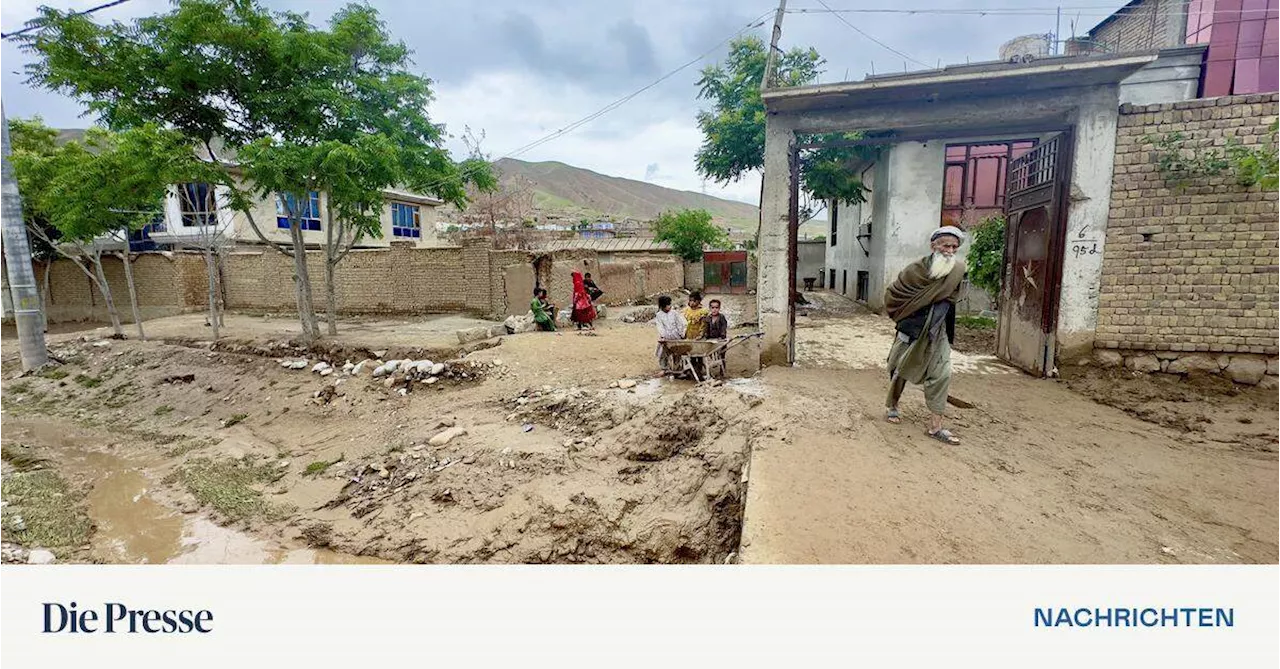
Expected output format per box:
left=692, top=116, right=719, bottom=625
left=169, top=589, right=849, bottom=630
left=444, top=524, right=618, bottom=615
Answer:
left=2, top=315, right=761, bottom=565
left=3, top=295, right=1275, bottom=565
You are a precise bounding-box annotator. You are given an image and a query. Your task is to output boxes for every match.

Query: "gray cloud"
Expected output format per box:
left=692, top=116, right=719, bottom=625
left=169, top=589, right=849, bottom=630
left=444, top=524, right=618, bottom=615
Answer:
left=1, top=0, right=1126, bottom=205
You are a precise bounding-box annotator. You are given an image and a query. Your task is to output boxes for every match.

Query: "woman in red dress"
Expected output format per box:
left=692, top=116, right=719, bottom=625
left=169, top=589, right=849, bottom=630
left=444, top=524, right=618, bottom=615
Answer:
left=570, top=271, right=597, bottom=332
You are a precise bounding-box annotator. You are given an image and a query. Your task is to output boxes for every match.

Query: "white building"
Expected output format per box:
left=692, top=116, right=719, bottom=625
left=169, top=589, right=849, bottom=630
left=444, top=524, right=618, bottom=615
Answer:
left=90, top=176, right=446, bottom=253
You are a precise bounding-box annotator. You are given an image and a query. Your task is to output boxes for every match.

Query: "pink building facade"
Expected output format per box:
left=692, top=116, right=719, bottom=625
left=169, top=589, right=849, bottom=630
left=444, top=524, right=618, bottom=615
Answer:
left=1187, top=0, right=1279, bottom=95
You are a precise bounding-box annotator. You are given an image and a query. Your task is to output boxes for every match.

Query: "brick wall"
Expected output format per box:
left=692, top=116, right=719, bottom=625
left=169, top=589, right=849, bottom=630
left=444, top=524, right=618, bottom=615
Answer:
left=1097, top=94, right=1279, bottom=362
left=38, top=253, right=206, bottom=323
left=1088, top=0, right=1178, bottom=53
left=41, top=244, right=688, bottom=324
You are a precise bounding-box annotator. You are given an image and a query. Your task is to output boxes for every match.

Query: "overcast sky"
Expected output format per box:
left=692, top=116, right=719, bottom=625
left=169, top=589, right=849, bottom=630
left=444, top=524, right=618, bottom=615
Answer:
left=0, top=0, right=1129, bottom=205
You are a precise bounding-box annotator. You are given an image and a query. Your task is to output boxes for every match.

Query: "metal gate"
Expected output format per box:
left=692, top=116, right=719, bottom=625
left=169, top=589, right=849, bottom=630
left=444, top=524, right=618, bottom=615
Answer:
left=703, top=251, right=749, bottom=294
left=997, top=132, right=1072, bottom=376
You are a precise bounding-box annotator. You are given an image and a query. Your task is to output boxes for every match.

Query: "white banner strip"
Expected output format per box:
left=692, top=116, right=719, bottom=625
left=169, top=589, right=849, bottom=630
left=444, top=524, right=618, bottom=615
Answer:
left=3, top=565, right=1277, bottom=666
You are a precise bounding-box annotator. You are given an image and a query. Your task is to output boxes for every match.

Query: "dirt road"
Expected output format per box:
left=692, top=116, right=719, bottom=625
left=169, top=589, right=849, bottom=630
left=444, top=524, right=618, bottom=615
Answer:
left=2, top=297, right=1275, bottom=564
left=740, top=304, right=1277, bottom=563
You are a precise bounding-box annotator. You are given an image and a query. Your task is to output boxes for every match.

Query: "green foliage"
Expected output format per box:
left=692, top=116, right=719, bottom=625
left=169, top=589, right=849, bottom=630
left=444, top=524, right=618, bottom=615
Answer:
left=651, top=209, right=729, bottom=261
left=694, top=36, right=879, bottom=207
left=811, top=234, right=826, bottom=243
left=20, top=0, right=493, bottom=229
left=967, top=215, right=1006, bottom=304
left=1, top=467, right=93, bottom=554
left=956, top=315, right=997, bottom=330
left=695, top=36, right=823, bottom=183
left=9, top=118, right=221, bottom=247
left=1145, top=124, right=1279, bottom=190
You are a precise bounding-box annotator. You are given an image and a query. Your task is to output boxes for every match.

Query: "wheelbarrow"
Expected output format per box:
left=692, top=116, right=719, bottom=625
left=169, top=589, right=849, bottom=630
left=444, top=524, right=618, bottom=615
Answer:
left=660, top=332, right=764, bottom=382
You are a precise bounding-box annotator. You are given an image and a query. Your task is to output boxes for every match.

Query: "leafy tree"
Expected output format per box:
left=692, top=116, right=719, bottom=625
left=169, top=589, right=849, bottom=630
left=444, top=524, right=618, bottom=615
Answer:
left=967, top=214, right=1006, bottom=307
left=695, top=36, right=880, bottom=223
left=21, top=0, right=492, bottom=342
left=651, top=209, right=729, bottom=262
left=7, top=118, right=63, bottom=329
left=9, top=121, right=203, bottom=338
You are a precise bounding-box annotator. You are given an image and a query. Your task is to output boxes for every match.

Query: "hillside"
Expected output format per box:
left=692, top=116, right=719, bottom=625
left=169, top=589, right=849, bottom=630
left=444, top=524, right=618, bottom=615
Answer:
left=493, top=158, right=760, bottom=232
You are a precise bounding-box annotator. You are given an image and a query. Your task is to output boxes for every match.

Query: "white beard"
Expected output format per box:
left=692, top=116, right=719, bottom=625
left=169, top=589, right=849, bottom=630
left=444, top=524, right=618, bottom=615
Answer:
left=928, top=252, right=957, bottom=279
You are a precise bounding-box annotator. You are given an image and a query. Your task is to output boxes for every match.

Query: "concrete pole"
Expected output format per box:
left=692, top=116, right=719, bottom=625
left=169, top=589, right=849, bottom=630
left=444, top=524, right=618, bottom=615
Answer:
left=2, top=105, right=50, bottom=371
left=761, top=0, right=788, bottom=90
left=758, top=115, right=796, bottom=367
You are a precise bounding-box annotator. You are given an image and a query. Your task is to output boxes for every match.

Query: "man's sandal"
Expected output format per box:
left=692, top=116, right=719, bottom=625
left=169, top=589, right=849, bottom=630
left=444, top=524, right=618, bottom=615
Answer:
left=885, top=409, right=901, bottom=424
left=928, top=428, right=960, bottom=445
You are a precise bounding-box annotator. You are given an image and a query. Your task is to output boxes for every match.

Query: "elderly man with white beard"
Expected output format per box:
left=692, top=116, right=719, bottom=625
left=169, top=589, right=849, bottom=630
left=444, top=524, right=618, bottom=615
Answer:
left=882, top=226, right=967, bottom=445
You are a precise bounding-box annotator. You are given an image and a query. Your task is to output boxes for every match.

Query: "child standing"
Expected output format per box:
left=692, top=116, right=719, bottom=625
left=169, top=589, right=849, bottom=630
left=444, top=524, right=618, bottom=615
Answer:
left=654, top=295, right=687, bottom=373
left=682, top=291, right=709, bottom=340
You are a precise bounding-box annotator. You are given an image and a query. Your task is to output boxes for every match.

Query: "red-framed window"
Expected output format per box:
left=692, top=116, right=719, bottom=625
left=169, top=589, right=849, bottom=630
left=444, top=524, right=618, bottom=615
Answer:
left=941, top=140, right=1037, bottom=229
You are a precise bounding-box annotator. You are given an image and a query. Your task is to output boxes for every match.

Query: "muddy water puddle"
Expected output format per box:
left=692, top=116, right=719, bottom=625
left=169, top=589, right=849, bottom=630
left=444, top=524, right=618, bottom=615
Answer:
left=3, top=417, right=383, bottom=565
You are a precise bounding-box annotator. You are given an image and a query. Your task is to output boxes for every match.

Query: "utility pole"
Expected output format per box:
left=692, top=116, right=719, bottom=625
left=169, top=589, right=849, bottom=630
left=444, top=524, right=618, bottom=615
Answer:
left=762, top=0, right=788, bottom=90
left=2, top=105, right=50, bottom=371
left=1055, top=6, right=1062, bottom=55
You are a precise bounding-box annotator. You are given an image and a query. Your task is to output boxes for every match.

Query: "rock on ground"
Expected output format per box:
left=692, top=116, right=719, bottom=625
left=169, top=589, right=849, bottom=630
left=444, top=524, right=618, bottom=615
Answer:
left=27, top=549, right=56, bottom=565
left=428, top=426, right=468, bottom=446
left=1225, top=357, right=1267, bottom=385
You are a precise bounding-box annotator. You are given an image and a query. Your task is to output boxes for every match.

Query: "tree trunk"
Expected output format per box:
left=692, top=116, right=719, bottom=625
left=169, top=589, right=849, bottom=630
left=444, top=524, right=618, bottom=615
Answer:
left=289, top=220, right=318, bottom=342
left=325, top=260, right=338, bottom=336
left=118, top=250, right=145, bottom=340
left=40, top=260, right=51, bottom=333
left=204, top=246, right=220, bottom=340
left=324, top=201, right=338, bottom=336
left=91, top=250, right=123, bottom=337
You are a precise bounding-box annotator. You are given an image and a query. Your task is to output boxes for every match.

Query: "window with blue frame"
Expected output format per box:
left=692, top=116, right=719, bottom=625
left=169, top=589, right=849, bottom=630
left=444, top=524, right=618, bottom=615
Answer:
left=391, top=202, right=421, bottom=238
left=276, top=191, right=322, bottom=231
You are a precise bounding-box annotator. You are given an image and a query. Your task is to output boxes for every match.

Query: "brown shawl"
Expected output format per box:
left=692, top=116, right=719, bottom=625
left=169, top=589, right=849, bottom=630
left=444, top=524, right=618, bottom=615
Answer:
left=884, top=255, right=966, bottom=323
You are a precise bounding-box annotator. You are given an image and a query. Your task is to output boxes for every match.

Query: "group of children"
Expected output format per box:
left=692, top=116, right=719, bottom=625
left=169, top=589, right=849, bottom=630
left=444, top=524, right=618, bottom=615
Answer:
left=654, top=291, right=729, bottom=373
left=530, top=281, right=733, bottom=375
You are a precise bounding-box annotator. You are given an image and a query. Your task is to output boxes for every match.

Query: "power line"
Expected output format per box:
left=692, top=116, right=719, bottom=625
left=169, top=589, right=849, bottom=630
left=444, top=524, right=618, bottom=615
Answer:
left=1, top=0, right=135, bottom=40
left=788, top=6, right=1277, bottom=18
left=407, top=9, right=776, bottom=197
left=504, top=9, right=775, bottom=160
left=812, top=0, right=930, bottom=69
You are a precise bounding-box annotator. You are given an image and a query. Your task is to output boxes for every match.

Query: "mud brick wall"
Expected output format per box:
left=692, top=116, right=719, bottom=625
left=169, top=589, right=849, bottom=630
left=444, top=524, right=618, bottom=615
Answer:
left=489, top=249, right=533, bottom=315
left=38, top=253, right=206, bottom=323
left=222, top=244, right=470, bottom=315
left=1095, top=94, right=1279, bottom=384
left=41, top=244, right=693, bottom=323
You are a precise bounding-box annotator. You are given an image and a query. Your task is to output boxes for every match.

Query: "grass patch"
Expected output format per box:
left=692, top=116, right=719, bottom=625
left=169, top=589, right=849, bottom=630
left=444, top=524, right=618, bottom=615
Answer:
left=303, top=453, right=345, bottom=478
left=166, top=457, right=287, bottom=522
left=99, top=381, right=140, bottom=409
left=164, top=437, right=218, bottom=458
left=6, top=381, right=33, bottom=395
left=221, top=413, right=248, bottom=428
left=74, top=374, right=103, bottom=388
left=38, top=367, right=69, bottom=380
left=956, top=315, right=997, bottom=330
left=154, top=405, right=175, bottom=416
left=1, top=468, right=93, bottom=553
left=2, top=443, right=49, bottom=472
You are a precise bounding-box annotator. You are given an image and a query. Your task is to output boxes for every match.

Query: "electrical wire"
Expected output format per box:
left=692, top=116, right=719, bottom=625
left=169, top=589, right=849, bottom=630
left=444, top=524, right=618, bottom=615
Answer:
left=1, top=0, right=134, bottom=40
left=812, top=0, right=931, bottom=69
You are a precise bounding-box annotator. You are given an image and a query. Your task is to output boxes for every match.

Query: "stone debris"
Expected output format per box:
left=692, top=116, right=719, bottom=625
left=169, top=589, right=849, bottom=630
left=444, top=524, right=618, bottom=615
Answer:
left=504, top=313, right=537, bottom=334
left=27, top=549, right=56, bottom=565
left=312, top=362, right=331, bottom=373
left=618, top=379, right=638, bottom=389
left=429, top=426, right=468, bottom=446
left=289, top=360, right=308, bottom=370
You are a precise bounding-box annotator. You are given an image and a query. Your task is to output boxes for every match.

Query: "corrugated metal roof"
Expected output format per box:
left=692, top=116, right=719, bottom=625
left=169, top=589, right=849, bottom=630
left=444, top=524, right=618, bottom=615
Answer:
left=539, top=238, right=674, bottom=253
